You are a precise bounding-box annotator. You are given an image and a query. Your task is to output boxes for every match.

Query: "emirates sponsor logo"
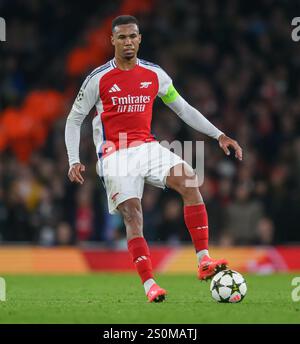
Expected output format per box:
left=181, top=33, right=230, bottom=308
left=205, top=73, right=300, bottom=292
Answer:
left=111, top=95, right=151, bottom=105
left=111, top=95, right=151, bottom=113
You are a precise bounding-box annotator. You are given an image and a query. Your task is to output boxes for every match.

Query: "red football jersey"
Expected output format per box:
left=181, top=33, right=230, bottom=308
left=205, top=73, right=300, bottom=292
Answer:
left=72, top=59, right=173, bottom=158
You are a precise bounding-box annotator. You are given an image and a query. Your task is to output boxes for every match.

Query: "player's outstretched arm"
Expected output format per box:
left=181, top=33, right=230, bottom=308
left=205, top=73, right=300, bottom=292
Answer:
left=163, top=90, right=223, bottom=139
left=164, top=91, right=242, bottom=160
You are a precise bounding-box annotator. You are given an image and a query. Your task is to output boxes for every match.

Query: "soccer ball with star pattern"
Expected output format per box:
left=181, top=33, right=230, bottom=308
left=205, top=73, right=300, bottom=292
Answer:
left=210, top=269, right=247, bottom=303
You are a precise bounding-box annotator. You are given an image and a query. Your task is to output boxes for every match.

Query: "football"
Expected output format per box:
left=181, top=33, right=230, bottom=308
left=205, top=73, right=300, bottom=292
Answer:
left=210, top=269, right=247, bottom=303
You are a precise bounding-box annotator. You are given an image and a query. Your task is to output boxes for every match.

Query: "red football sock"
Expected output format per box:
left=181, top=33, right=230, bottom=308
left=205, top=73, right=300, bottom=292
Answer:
left=184, top=203, right=209, bottom=252
left=127, top=237, right=154, bottom=284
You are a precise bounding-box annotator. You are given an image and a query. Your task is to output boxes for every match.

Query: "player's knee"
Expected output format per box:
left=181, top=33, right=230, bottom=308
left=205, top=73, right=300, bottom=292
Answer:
left=176, top=177, right=203, bottom=203
left=170, top=174, right=199, bottom=195
left=181, top=184, right=202, bottom=200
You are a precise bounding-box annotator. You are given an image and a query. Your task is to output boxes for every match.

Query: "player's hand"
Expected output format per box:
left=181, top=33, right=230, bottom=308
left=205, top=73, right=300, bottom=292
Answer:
left=218, top=134, right=243, bottom=161
left=68, top=163, right=86, bottom=184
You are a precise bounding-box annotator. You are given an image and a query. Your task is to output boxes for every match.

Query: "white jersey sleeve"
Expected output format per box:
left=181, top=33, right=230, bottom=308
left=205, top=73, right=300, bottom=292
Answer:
left=65, top=72, right=100, bottom=166
left=156, top=69, right=224, bottom=140
left=166, top=95, right=224, bottom=140
left=65, top=109, right=85, bottom=166
left=156, top=68, right=173, bottom=98
left=72, top=74, right=99, bottom=115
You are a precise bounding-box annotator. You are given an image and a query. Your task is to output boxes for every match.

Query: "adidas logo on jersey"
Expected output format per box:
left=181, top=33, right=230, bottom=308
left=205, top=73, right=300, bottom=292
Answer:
left=109, top=84, right=121, bottom=93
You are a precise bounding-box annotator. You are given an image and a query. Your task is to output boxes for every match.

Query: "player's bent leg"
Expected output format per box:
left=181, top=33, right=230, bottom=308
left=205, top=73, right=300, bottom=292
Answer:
left=117, top=198, right=143, bottom=241
left=165, top=163, right=202, bottom=205
left=117, top=198, right=167, bottom=302
left=166, top=163, right=228, bottom=280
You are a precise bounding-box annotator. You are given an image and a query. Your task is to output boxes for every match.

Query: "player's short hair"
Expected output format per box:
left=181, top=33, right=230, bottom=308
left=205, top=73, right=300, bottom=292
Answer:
left=112, top=15, right=139, bottom=32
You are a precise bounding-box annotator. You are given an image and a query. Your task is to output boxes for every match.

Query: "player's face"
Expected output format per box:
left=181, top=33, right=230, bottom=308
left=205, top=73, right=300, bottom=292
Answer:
left=111, top=24, right=141, bottom=60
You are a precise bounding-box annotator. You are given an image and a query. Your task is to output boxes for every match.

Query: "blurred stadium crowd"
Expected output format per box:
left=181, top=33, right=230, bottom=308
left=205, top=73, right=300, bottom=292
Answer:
left=0, top=0, right=300, bottom=246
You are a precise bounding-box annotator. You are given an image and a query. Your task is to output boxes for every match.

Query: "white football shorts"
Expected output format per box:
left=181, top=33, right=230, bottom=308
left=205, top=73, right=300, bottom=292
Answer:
left=96, top=141, right=189, bottom=214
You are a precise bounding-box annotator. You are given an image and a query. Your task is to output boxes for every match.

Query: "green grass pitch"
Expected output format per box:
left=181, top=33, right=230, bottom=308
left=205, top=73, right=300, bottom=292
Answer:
left=0, top=273, right=299, bottom=324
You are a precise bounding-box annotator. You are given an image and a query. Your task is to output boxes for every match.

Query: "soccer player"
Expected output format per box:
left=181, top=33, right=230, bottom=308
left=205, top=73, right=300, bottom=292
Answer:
left=65, top=15, right=243, bottom=303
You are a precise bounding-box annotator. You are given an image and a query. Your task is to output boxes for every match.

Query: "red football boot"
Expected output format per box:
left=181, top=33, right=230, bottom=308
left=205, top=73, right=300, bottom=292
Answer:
left=147, top=283, right=167, bottom=303
left=198, top=255, right=228, bottom=280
